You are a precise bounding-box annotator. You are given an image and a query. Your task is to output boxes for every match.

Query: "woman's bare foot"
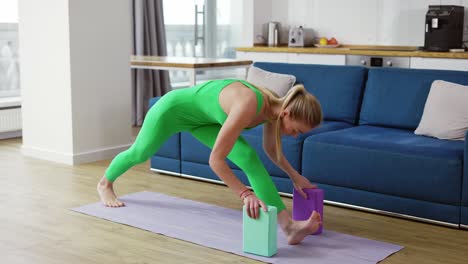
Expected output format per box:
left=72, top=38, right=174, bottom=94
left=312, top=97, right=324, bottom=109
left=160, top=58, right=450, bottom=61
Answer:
left=285, top=211, right=322, bottom=245
left=97, top=176, right=125, bottom=207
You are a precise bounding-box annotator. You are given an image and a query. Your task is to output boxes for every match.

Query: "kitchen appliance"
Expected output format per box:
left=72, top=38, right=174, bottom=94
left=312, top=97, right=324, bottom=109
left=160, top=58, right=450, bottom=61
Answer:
left=288, top=26, right=314, bottom=47
left=346, top=55, right=410, bottom=68
left=424, top=5, right=464, bottom=52
left=263, top=22, right=280, bottom=46
left=289, top=26, right=305, bottom=47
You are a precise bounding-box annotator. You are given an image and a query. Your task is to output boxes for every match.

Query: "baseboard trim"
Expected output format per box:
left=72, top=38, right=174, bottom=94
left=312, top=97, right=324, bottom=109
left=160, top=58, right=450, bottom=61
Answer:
left=0, top=130, right=21, bottom=140
left=22, top=143, right=132, bottom=165
left=73, top=144, right=132, bottom=164
left=151, top=168, right=461, bottom=229
left=22, top=145, right=74, bottom=164
left=150, top=168, right=181, bottom=177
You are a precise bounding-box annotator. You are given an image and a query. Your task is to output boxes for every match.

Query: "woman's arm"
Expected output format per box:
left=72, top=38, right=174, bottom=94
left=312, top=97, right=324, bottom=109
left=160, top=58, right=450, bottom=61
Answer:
left=212, top=86, right=268, bottom=218
left=209, top=95, right=257, bottom=195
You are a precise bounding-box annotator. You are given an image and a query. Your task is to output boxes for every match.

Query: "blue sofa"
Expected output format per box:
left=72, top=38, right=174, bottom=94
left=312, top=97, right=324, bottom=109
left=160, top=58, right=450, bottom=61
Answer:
left=148, top=62, right=468, bottom=228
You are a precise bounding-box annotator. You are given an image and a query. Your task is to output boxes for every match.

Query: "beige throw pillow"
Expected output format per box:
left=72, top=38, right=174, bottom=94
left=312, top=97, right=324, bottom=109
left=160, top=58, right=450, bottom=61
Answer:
left=414, top=80, right=468, bottom=141
left=246, top=66, right=296, bottom=97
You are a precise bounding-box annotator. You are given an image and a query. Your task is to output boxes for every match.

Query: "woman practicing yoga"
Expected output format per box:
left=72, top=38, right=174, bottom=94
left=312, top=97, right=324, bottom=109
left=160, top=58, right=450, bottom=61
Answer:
left=97, top=78, right=323, bottom=245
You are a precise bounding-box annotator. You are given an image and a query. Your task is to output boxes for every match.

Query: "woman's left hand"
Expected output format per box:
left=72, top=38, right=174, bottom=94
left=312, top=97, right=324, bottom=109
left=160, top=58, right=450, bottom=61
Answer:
left=292, top=174, right=317, bottom=199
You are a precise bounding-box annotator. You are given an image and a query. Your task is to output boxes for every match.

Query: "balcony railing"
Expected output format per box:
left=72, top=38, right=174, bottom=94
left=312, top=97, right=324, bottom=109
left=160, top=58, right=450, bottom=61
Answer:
left=0, top=23, right=241, bottom=95
left=165, top=24, right=240, bottom=87
left=0, top=24, right=19, bottom=98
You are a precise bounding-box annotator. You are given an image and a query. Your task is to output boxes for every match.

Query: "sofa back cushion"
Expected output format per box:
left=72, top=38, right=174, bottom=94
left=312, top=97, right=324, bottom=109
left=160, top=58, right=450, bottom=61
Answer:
left=360, top=68, right=468, bottom=130
left=254, top=62, right=367, bottom=124
left=247, top=66, right=296, bottom=97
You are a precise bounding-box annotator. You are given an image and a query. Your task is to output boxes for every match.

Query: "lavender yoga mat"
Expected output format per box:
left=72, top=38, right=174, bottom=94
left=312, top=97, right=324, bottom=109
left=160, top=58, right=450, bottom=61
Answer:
left=72, top=191, right=403, bottom=264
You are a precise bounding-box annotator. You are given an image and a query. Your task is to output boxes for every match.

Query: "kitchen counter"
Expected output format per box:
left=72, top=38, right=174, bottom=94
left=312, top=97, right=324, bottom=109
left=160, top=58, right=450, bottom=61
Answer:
left=236, top=45, right=468, bottom=59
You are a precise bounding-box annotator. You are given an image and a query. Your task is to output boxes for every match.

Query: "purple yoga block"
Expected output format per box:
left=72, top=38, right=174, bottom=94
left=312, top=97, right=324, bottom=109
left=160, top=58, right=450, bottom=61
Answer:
left=292, top=188, right=324, bottom=235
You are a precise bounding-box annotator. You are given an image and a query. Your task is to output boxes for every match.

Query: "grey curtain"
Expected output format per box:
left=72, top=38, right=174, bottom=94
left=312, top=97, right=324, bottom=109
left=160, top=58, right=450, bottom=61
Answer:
left=132, top=0, right=171, bottom=126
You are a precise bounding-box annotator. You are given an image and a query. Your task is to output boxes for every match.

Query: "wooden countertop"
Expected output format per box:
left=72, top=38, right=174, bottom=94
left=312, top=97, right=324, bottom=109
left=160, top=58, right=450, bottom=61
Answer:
left=131, top=56, right=253, bottom=68
left=236, top=46, right=468, bottom=59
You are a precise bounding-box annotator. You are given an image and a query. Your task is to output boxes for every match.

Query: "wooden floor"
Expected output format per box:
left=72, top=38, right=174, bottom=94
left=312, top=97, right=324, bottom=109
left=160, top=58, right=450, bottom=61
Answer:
left=1, top=137, right=467, bottom=264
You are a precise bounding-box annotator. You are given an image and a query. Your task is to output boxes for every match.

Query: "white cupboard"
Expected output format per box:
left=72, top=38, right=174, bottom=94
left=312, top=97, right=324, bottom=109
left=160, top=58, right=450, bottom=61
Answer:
left=236, top=51, right=289, bottom=63
left=236, top=51, right=345, bottom=65
left=287, top=53, right=346, bottom=65
left=237, top=51, right=468, bottom=71
left=410, top=57, right=468, bottom=72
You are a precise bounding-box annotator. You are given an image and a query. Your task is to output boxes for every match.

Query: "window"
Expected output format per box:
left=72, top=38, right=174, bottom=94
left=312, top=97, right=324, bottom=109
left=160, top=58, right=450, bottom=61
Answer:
left=163, top=0, right=244, bottom=87
left=0, top=0, right=19, bottom=99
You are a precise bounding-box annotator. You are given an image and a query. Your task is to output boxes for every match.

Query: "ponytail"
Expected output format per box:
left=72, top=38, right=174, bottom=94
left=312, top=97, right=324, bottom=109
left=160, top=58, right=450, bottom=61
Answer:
left=274, top=85, right=306, bottom=161
left=253, top=83, right=322, bottom=162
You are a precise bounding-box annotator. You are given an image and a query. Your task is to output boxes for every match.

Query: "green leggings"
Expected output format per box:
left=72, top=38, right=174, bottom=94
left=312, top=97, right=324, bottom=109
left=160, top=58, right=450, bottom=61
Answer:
left=105, top=81, right=286, bottom=212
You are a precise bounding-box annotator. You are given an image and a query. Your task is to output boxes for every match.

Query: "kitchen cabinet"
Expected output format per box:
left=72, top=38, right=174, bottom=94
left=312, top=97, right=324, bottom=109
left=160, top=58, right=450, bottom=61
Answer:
left=237, top=49, right=468, bottom=71
left=410, top=57, right=468, bottom=71
left=236, top=51, right=288, bottom=63
left=287, top=53, right=345, bottom=65
left=236, top=51, right=345, bottom=65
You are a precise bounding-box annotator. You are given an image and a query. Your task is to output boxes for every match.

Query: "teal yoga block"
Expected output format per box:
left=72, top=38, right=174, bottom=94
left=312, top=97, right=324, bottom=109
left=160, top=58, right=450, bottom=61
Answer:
left=242, top=205, right=277, bottom=257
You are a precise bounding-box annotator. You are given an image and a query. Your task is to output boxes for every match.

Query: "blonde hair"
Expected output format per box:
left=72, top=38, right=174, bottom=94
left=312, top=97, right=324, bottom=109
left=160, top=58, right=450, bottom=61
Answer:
left=255, top=84, right=323, bottom=161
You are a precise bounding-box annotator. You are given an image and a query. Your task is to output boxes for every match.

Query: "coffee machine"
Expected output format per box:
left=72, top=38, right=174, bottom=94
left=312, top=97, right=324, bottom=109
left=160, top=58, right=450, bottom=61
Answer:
left=424, top=5, right=464, bottom=52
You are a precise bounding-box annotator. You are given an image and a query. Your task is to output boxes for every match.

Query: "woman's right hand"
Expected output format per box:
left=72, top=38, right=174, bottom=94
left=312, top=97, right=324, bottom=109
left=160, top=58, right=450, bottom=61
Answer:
left=243, top=191, right=268, bottom=219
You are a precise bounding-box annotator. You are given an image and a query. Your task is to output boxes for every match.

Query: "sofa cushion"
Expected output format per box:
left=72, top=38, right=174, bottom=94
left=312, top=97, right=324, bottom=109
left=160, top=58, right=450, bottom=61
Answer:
left=303, top=125, right=464, bottom=205
left=180, top=121, right=353, bottom=178
left=247, top=66, right=296, bottom=97
left=317, top=182, right=460, bottom=224
left=360, top=68, right=468, bottom=130
left=180, top=129, right=295, bottom=177
left=253, top=62, right=367, bottom=124
left=239, top=127, right=303, bottom=178
left=240, top=121, right=353, bottom=178
left=414, top=80, right=468, bottom=140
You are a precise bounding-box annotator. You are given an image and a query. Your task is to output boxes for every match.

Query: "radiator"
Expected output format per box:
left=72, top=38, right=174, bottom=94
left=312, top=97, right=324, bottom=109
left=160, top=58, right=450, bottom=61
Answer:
left=0, top=107, right=22, bottom=133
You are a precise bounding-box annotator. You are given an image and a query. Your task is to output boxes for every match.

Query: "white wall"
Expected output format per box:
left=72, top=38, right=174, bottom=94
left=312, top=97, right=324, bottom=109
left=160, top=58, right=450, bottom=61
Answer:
left=230, top=0, right=253, bottom=47
left=253, top=0, right=468, bottom=46
left=252, top=0, right=272, bottom=44
left=68, top=0, right=132, bottom=157
left=19, top=0, right=132, bottom=165
left=19, top=0, right=74, bottom=158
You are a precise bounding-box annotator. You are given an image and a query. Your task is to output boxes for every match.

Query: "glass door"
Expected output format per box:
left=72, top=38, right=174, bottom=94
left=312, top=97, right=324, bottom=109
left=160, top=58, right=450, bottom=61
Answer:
left=0, top=0, right=19, bottom=98
left=163, top=0, right=244, bottom=88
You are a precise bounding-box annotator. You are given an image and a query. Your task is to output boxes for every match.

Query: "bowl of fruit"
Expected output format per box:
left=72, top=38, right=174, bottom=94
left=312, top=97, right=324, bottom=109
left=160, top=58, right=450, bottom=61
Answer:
left=314, top=37, right=340, bottom=48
